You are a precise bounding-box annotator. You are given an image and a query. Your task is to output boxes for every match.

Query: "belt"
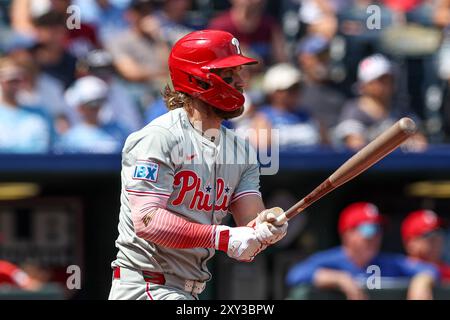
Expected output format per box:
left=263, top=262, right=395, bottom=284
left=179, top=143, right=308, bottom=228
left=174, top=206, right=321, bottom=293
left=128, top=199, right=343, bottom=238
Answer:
left=112, top=267, right=206, bottom=295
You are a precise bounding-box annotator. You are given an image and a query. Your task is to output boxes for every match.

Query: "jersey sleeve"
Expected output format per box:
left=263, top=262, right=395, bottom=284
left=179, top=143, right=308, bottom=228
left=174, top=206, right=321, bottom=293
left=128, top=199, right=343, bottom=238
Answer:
left=122, top=126, right=177, bottom=199
left=231, top=144, right=261, bottom=204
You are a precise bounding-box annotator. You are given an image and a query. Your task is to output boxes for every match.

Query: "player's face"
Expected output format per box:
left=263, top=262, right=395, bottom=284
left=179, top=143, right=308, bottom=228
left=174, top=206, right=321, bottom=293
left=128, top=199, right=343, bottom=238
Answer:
left=207, top=66, right=247, bottom=120
left=213, top=66, right=245, bottom=93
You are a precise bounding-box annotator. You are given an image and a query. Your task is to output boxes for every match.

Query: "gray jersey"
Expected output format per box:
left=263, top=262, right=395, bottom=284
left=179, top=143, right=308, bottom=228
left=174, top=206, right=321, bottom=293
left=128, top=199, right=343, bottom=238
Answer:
left=112, top=108, right=261, bottom=282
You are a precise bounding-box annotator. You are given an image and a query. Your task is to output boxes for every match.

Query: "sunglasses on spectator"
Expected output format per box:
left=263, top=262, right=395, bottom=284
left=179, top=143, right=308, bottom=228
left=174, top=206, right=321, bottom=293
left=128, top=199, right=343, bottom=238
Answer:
left=356, top=223, right=381, bottom=238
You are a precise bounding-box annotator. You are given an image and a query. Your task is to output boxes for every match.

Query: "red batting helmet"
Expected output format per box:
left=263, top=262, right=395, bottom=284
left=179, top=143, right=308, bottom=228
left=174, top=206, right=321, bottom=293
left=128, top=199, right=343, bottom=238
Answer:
left=168, top=30, right=258, bottom=112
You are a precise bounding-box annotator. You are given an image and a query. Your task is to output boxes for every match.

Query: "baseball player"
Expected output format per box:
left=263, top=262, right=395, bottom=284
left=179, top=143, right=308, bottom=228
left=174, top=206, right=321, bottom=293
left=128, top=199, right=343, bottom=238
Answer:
left=109, top=30, right=288, bottom=300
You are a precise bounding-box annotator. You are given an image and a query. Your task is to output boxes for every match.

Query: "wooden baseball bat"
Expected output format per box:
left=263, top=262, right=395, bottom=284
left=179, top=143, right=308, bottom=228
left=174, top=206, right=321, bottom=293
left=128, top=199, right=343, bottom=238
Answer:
left=269, top=117, right=417, bottom=226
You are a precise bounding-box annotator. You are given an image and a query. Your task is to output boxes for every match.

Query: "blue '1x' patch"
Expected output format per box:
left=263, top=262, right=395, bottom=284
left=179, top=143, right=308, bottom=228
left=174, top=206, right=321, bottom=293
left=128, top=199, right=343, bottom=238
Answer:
left=132, top=161, right=159, bottom=182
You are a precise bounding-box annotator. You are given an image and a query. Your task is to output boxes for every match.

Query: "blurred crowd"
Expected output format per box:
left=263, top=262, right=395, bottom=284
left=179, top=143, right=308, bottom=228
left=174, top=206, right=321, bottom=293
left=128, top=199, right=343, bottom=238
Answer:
left=286, top=203, right=450, bottom=299
left=1, top=0, right=450, bottom=154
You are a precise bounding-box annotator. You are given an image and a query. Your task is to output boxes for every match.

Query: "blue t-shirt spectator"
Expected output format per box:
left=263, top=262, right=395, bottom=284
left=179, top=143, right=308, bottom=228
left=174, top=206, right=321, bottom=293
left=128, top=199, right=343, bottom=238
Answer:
left=56, top=122, right=127, bottom=154
left=22, top=105, right=57, bottom=148
left=0, top=104, right=50, bottom=153
left=258, top=105, right=320, bottom=148
left=286, top=246, right=440, bottom=287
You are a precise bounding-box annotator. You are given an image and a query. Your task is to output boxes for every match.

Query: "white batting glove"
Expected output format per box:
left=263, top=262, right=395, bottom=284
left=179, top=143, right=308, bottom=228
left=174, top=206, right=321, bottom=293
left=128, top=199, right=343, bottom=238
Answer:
left=254, top=207, right=288, bottom=245
left=215, top=226, right=264, bottom=262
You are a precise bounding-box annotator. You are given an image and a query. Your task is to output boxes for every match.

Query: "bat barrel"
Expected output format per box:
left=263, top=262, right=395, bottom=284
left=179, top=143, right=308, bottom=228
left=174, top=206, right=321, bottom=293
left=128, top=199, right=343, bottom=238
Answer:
left=329, top=117, right=416, bottom=188
left=279, top=117, right=417, bottom=223
left=399, top=117, right=417, bottom=135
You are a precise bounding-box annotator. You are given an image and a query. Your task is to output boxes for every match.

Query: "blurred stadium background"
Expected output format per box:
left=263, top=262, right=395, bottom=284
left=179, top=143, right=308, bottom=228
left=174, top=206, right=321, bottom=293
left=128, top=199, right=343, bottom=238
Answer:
left=0, top=0, right=450, bottom=300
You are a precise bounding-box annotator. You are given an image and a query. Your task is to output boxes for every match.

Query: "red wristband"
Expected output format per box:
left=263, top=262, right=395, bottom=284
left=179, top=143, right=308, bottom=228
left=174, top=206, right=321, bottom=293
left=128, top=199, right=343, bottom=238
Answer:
left=218, top=229, right=230, bottom=252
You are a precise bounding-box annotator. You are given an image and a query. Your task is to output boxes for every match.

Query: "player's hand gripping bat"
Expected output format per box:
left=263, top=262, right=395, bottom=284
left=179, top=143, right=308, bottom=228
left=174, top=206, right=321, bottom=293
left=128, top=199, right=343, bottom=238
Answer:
left=252, top=117, right=417, bottom=227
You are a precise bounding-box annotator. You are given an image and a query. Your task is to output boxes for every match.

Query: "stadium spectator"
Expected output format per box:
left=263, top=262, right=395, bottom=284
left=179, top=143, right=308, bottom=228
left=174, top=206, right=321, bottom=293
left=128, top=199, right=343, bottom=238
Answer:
left=73, top=49, right=142, bottom=132
left=6, top=50, right=60, bottom=146
left=30, top=11, right=78, bottom=88
left=105, top=0, right=169, bottom=85
left=7, top=43, right=68, bottom=119
left=0, top=29, right=36, bottom=56
left=11, top=0, right=100, bottom=57
left=436, top=1, right=450, bottom=141
left=298, top=0, right=344, bottom=39
left=72, top=0, right=129, bottom=45
left=57, top=76, right=127, bottom=153
left=296, top=35, right=346, bottom=142
left=11, top=0, right=100, bottom=58
left=208, top=0, right=288, bottom=65
left=152, top=0, right=197, bottom=45
left=0, top=57, right=51, bottom=153
left=336, top=0, right=393, bottom=88
left=286, top=202, right=440, bottom=300
left=334, top=54, right=428, bottom=151
left=105, top=0, right=170, bottom=108
left=434, top=0, right=450, bottom=28
left=1, top=30, right=67, bottom=127
left=249, top=63, right=320, bottom=150
left=402, top=210, right=450, bottom=283
left=0, top=260, right=43, bottom=291
left=383, top=0, right=435, bottom=26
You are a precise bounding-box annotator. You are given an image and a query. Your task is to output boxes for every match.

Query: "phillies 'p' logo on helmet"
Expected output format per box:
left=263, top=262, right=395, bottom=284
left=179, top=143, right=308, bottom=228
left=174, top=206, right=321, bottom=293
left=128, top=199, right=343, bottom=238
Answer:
left=168, top=30, right=258, bottom=112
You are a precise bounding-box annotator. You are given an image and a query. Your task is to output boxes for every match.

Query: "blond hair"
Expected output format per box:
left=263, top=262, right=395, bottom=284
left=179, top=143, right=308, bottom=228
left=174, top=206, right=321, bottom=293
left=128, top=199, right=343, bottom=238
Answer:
left=162, top=84, right=244, bottom=120
left=162, top=85, right=194, bottom=115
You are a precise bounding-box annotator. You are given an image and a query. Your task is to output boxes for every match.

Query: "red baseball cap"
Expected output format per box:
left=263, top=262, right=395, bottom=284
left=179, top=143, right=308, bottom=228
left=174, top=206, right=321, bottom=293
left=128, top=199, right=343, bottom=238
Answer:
left=338, top=202, right=385, bottom=234
left=401, top=210, right=444, bottom=242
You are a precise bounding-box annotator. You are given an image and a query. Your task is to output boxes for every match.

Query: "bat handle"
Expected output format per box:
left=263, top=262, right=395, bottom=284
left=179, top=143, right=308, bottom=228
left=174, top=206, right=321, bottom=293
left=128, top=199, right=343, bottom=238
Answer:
left=247, top=208, right=288, bottom=228
left=275, top=213, right=289, bottom=225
